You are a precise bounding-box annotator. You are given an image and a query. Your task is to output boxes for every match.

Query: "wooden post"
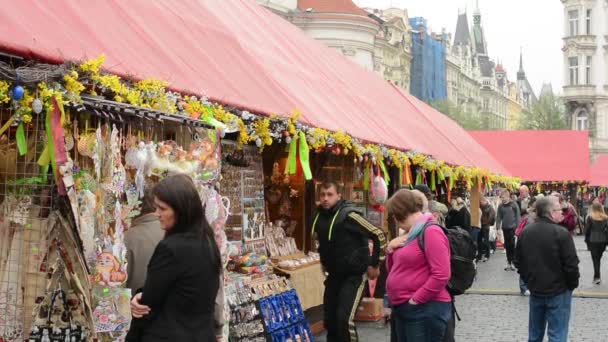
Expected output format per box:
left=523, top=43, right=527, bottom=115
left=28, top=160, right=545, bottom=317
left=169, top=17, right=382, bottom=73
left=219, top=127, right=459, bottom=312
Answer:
left=470, top=179, right=481, bottom=228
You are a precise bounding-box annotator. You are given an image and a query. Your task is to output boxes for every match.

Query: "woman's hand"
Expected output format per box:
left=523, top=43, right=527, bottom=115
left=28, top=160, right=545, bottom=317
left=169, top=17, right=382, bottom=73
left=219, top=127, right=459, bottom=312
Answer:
left=408, top=298, right=418, bottom=306
left=131, top=293, right=151, bottom=318
left=387, top=235, right=407, bottom=253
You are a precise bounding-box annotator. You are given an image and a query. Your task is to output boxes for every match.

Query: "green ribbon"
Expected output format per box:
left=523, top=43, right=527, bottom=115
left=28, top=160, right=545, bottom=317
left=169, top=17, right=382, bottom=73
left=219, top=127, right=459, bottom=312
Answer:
left=430, top=171, right=436, bottom=191
left=287, top=134, right=298, bottom=174
left=45, top=105, right=58, bottom=182
left=16, top=122, right=27, bottom=156
left=379, top=160, right=390, bottom=183
left=299, top=132, right=312, bottom=180
left=398, top=167, right=403, bottom=188
left=415, top=171, right=422, bottom=185
left=449, top=176, right=454, bottom=191
left=437, top=169, right=445, bottom=182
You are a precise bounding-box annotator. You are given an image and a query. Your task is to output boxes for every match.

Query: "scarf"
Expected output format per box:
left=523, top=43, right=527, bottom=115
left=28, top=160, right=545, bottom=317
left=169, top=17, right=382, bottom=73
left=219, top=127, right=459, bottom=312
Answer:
left=403, top=213, right=434, bottom=246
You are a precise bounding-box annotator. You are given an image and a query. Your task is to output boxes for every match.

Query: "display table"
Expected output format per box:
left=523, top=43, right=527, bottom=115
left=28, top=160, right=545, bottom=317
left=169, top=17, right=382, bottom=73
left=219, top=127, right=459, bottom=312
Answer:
left=274, top=263, right=324, bottom=310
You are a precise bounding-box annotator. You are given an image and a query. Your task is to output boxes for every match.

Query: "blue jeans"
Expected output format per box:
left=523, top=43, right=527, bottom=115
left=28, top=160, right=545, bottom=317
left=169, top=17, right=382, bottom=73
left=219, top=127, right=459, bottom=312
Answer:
left=393, top=301, right=452, bottom=342
left=528, top=290, right=572, bottom=342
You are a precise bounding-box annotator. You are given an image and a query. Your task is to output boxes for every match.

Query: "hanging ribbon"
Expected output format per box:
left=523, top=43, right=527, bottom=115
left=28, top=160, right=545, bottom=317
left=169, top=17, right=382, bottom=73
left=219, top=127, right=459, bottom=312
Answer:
left=379, top=160, right=390, bottom=183
left=430, top=171, right=436, bottom=191
left=298, top=131, right=312, bottom=180
left=403, top=163, right=412, bottom=186
left=477, top=176, right=482, bottom=192
left=415, top=171, right=422, bottom=185
left=43, top=98, right=68, bottom=194
left=437, top=168, right=445, bottom=182
left=286, top=135, right=297, bottom=174
left=16, top=122, right=27, bottom=156
left=363, top=161, right=370, bottom=191
left=398, top=167, right=403, bottom=188
left=448, top=176, right=454, bottom=191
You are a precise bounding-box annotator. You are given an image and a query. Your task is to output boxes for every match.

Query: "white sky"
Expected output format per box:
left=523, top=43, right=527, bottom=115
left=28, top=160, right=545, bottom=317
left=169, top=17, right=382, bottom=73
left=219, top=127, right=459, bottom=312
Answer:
left=355, top=0, right=563, bottom=95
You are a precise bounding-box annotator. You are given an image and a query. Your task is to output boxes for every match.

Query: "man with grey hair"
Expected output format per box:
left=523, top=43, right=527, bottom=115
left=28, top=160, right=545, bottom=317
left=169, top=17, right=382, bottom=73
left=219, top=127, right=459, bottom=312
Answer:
left=515, top=196, right=579, bottom=342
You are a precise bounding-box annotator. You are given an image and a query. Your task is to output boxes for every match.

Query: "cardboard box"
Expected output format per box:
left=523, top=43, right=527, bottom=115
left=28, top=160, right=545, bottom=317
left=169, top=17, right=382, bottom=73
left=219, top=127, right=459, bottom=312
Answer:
left=355, top=297, right=384, bottom=321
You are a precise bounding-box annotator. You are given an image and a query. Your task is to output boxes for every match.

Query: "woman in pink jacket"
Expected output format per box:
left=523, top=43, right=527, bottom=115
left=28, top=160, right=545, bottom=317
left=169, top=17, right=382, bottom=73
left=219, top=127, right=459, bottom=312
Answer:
left=385, top=189, right=452, bottom=342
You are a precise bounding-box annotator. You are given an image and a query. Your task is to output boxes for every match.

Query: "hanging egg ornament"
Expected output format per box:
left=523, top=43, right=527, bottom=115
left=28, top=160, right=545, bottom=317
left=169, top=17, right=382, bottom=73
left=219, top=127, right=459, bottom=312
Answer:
left=255, top=137, right=262, bottom=148
left=363, top=155, right=368, bottom=163
left=285, top=136, right=292, bottom=144
left=372, top=156, right=377, bottom=164
left=32, top=98, right=43, bottom=114
left=334, top=146, right=341, bottom=155
left=12, top=85, right=24, bottom=101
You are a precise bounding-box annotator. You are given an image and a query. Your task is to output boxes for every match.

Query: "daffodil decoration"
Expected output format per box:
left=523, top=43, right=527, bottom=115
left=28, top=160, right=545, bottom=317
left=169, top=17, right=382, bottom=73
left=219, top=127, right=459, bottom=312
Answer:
left=0, top=80, right=11, bottom=104
left=0, top=54, right=521, bottom=188
left=253, top=117, right=273, bottom=151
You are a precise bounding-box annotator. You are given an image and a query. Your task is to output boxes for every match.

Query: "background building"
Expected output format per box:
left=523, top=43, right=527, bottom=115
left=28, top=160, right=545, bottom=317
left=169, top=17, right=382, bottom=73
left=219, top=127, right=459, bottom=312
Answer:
left=561, top=0, right=608, bottom=157
left=409, top=17, right=447, bottom=102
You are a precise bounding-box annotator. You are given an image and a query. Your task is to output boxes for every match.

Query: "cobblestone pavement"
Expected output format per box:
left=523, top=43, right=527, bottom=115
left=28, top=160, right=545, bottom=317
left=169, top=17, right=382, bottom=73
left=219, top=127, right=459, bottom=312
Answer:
left=315, top=236, right=608, bottom=341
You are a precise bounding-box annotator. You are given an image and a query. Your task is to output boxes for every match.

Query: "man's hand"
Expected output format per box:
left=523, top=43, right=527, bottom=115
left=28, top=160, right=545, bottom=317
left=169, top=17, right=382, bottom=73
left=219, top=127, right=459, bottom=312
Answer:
left=367, top=266, right=380, bottom=280
left=131, top=293, right=151, bottom=318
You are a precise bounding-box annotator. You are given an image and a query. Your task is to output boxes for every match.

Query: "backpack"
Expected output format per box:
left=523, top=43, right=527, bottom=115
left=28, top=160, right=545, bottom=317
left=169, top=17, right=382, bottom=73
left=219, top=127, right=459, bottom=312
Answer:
left=418, top=222, right=477, bottom=296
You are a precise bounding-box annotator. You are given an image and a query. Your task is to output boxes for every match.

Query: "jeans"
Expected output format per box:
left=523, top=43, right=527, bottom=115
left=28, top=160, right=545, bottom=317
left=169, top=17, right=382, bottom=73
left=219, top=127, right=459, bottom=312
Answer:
left=528, top=290, right=572, bottom=342
left=393, top=301, right=452, bottom=342
left=503, top=228, right=516, bottom=264
left=588, top=242, right=607, bottom=279
left=477, top=227, right=490, bottom=260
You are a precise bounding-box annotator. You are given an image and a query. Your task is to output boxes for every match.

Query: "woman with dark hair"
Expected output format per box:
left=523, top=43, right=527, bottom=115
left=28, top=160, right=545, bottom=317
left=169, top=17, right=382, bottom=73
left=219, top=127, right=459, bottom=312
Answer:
left=127, top=174, right=222, bottom=342
left=585, top=202, right=608, bottom=284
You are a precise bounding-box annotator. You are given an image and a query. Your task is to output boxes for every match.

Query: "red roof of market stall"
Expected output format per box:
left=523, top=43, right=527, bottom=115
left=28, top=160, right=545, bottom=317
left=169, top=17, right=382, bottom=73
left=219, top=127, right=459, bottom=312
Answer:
left=469, top=130, right=590, bottom=182
left=0, top=0, right=506, bottom=174
left=590, top=154, right=608, bottom=186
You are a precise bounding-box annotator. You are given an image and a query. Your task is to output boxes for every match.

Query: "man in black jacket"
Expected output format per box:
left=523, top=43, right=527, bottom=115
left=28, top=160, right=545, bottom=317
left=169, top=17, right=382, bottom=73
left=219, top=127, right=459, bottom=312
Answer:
left=515, top=196, right=579, bottom=342
left=313, top=181, right=386, bottom=342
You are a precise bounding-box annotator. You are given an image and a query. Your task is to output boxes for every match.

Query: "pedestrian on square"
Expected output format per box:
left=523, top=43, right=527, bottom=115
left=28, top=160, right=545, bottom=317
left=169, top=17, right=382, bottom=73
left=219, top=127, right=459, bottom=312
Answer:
left=414, top=184, right=448, bottom=225
left=514, top=196, right=538, bottom=296
left=584, top=202, right=608, bottom=284
left=518, top=185, right=531, bottom=214
left=312, top=181, right=386, bottom=342
left=127, top=174, right=223, bottom=342
left=446, top=197, right=471, bottom=230
left=496, top=189, right=520, bottom=271
left=514, top=196, right=579, bottom=342
left=478, top=196, right=496, bottom=262
left=385, top=189, right=452, bottom=342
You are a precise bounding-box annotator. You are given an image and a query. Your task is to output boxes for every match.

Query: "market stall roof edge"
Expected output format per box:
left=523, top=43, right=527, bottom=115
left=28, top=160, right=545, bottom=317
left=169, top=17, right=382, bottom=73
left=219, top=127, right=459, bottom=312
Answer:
left=0, top=0, right=508, bottom=175
left=469, top=130, right=591, bottom=182
left=590, top=154, right=608, bottom=187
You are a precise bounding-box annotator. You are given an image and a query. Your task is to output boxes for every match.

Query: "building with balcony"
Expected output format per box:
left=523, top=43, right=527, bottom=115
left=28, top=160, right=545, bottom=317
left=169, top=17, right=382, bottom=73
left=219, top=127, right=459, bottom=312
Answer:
left=562, top=0, right=608, bottom=156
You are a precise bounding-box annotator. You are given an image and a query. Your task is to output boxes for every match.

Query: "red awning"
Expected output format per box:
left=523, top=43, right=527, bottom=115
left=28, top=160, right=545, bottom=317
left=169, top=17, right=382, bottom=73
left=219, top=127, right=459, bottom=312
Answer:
left=469, top=130, right=590, bottom=182
left=0, top=0, right=506, bottom=173
left=590, top=154, right=608, bottom=186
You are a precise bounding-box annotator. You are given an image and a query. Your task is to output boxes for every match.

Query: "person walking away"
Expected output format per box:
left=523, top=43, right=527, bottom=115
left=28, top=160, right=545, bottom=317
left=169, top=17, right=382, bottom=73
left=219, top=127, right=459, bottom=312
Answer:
left=514, top=197, right=538, bottom=296
left=584, top=202, right=608, bottom=284
left=515, top=196, right=579, bottom=342
left=127, top=174, right=222, bottom=342
left=385, top=189, right=452, bottom=342
left=125, top=187, right=164, bottom=293
left=478, top=196, right=496, bottom=262
left=496, top=190, right=520, bottom=271
left=312, top=181, right=386, bottom=342
left=445, top=197, right=471, bottom=230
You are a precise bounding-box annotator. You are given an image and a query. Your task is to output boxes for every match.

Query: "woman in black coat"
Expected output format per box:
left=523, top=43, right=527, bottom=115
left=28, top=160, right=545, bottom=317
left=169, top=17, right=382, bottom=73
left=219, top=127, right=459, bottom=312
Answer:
left=127, top=174, right=222, bottom=342
left=585, top=202, right=608, bottom=284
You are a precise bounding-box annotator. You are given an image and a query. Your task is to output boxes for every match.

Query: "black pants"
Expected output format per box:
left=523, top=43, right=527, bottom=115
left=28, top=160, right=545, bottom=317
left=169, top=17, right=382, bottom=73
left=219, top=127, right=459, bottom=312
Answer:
left=503, top=228, right=515, bottom=264
left=324, top=273, right=366, bottom=342
left=589, top=242, right=607, bottom=279
left=477, top=227, right=490, bottom=260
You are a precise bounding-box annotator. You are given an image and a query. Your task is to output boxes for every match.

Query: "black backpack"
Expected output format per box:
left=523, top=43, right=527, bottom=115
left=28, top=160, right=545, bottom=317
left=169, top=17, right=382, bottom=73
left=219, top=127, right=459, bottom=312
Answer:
left=418, top=223, right=477, bottom=296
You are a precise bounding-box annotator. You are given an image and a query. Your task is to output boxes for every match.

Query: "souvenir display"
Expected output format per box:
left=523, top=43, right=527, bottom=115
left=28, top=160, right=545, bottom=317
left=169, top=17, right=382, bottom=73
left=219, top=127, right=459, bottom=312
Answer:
left=275, top=253, right=320, bottom=271
left=265, top=222, right=299, bottom=258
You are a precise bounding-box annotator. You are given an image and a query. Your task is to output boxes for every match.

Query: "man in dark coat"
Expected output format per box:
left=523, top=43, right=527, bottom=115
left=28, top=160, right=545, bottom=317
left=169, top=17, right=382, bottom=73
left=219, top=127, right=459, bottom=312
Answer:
left=515, top=196, right=579, bottom=342
left=313, top=181, right=386, bottom=342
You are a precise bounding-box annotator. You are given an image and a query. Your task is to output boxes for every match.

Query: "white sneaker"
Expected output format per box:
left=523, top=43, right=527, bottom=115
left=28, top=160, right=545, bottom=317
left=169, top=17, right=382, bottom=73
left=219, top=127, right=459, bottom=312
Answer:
left=524, top=290, right=530, bottom=296
left=594, top=278, right=601, bottom=285
left=504, top=263, right=511, bottom=271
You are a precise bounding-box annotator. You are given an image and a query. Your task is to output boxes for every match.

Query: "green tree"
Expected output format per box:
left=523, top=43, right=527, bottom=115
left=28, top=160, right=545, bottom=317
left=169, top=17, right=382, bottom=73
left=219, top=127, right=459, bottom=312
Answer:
left=517, top=93, right=566, bottom=130
left=430, top=100, right=483, bottom=130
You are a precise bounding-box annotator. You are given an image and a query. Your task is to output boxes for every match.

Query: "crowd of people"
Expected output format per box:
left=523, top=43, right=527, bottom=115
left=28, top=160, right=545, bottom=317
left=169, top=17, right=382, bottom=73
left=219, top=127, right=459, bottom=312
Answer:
left=313, top=182, right=608, bottom=342
left=119, top=174, right=607, bottom=342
